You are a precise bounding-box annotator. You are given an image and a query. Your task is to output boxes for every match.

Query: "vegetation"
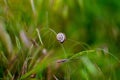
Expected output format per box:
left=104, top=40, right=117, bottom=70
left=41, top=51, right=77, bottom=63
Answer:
left=0, top=0, right=120, bottom=80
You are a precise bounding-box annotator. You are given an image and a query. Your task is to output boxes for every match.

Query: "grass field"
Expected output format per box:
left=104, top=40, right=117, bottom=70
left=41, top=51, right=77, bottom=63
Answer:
left=0, top=0, right=120, bottom=80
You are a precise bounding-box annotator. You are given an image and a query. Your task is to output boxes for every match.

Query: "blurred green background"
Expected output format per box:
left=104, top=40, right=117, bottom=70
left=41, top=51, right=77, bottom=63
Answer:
left=0, top=0, right=120, bottom=80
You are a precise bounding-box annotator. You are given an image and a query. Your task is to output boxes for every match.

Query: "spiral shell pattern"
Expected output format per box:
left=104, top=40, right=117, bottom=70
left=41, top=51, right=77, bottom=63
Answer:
left=56, top=32, right=66, bottom=43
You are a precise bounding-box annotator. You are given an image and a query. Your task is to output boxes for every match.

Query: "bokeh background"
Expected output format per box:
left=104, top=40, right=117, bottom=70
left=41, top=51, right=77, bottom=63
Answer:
left=0, top=0, right=120, bottom=80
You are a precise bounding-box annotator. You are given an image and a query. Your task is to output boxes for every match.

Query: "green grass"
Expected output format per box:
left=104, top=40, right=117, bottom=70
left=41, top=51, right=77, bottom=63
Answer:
left=0, top=0, right=120, bottom=80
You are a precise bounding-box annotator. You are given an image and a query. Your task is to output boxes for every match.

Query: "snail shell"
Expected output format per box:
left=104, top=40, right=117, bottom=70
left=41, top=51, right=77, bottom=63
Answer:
left=56, top=32, right=66, bottom=43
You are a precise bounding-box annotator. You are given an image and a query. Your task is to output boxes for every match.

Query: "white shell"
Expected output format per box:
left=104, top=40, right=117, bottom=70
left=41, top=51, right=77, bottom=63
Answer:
left=56, top=32, right=66, bottom=43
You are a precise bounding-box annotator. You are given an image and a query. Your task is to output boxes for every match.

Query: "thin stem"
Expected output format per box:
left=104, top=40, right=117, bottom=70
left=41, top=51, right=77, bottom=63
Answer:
left=61, top=44, right=67, bottom=58
left=96, top=48, right=120, bottom=63
left=30, top=0, right=36, bottom=15
left=68, top=39, right=91, bottom=50
left=36, top=28, right=44, bottom=46
left=108, top=52, right=120, bottom=63
left=53, top=75, right=59, bottom=80
left=48, top=28, right=57, bottom=35
left=60, top=43, right=70, bottom=80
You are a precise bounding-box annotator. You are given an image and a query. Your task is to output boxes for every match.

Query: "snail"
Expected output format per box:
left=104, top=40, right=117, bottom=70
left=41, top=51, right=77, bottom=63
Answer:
left=56, top=32, right=66, bottom=43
